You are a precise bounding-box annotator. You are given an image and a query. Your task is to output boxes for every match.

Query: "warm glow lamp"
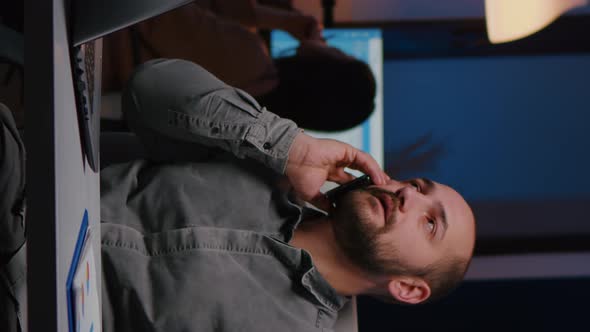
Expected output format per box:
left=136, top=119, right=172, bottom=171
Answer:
left=485, top=0, right=588, bottom=44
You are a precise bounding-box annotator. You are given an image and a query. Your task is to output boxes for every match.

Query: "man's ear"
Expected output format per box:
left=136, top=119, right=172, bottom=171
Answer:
left=387, top=277, right=431, bottom=304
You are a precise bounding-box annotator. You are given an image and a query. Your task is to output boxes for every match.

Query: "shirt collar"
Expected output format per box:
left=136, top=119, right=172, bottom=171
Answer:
left=301, top=260, right=349, bottom=312
left=278, top=192, right=348, bottom=311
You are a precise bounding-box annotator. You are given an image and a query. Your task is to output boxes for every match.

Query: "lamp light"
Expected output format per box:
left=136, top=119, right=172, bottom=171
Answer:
left=485, top=0, right=588, bottom=44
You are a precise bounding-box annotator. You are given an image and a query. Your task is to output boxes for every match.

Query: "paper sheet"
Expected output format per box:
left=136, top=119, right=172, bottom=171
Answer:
left=72, top=231, right=101, bottom=332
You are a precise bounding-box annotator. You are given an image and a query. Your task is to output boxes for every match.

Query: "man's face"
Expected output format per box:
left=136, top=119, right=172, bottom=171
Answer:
left=332, top=178, right=476, bottom=276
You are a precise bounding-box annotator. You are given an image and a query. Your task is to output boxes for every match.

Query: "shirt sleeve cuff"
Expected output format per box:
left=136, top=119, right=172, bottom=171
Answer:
left=244, top=108, right=300, bottom=174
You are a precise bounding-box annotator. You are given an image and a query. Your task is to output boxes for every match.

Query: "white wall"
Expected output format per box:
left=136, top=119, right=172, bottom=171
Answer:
left=53, top=2, right=102, bottom=329
left=25, top=0, right=102, bottom=330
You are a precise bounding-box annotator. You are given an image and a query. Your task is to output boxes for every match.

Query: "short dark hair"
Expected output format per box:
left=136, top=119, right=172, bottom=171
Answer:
left=257, top=54, right=376, bottom=132
left=420, top=256, right=471, bottom=303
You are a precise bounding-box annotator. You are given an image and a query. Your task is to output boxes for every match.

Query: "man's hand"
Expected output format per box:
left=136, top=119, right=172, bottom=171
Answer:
left=253, top=5, right=323, bottom=42
left=285, top=13, right=323, bottom=41
left=285, top=132, right=389, bottom=210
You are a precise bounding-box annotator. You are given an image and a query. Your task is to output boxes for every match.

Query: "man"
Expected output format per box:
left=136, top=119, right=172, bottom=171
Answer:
left=99, top=59, right=476, bottom=331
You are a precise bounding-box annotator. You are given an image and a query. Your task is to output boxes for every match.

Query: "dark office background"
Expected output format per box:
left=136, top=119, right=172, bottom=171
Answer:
left=382, top=39, right=590, bottom=249
left=358, top=278, right=590, bottom=332
left=355, top=7, right=590, bottom=331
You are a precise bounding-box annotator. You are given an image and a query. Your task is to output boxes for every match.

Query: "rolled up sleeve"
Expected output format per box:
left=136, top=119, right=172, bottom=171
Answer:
left=123, top=58, right=300, bottom=173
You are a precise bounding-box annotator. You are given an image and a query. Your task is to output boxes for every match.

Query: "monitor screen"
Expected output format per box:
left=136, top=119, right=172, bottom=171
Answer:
left=271, top=29, right=384, bottom=169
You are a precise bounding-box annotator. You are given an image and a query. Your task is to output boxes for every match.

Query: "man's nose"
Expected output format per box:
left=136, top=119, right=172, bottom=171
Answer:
left=398, top=185, right=431, bottom=213
left=384, top=178, right=402, bottom=188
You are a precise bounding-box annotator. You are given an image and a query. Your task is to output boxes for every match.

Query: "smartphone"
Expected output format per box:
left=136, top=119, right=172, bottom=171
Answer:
left=325, top=174, right=373, bottom=204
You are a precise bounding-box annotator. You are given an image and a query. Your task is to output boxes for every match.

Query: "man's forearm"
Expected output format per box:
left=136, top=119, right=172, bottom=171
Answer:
left=123, top=59, right=388, bottom=207
left=123, top=59, right=300, bottom=173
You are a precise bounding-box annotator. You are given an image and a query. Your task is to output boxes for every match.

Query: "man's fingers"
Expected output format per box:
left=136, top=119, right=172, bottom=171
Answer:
left=310, top=193, right=331, bottom=213
left=329, top=169, right=356, bottom=184
left=348, top=150, right=389, bottom=185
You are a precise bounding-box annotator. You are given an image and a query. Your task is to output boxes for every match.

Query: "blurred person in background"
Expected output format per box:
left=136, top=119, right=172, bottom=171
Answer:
left=102, top=0, right=376, bottom=132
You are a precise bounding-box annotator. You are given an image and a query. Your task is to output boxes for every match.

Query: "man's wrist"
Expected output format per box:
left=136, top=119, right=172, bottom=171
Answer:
left=286, top=131, right=314, bottom=175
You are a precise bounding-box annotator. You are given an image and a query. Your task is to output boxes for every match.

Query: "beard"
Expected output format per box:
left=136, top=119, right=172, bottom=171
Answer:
left=331, top=187, right=408, bottom=276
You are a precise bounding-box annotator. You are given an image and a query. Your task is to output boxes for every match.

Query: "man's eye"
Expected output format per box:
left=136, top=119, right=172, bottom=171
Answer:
left=426, top=218, right=436, bottom=234
left=410, top=180, right=421, bottom=192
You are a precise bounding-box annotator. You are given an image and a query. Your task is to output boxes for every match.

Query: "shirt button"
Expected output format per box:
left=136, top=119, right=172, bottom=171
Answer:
left=263, top=142, right=272, bottom=149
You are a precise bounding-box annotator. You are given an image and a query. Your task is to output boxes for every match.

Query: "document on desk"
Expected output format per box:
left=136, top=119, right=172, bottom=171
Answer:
left=67, top=210, right=102, bottom=332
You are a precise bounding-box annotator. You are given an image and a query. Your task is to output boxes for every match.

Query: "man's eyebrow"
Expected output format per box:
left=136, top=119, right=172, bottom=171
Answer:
left=420, top=178, right=435, bottom=192
left=419, top=178, right=448, bottom=237
left=436, top=201, right=448, bottom=237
